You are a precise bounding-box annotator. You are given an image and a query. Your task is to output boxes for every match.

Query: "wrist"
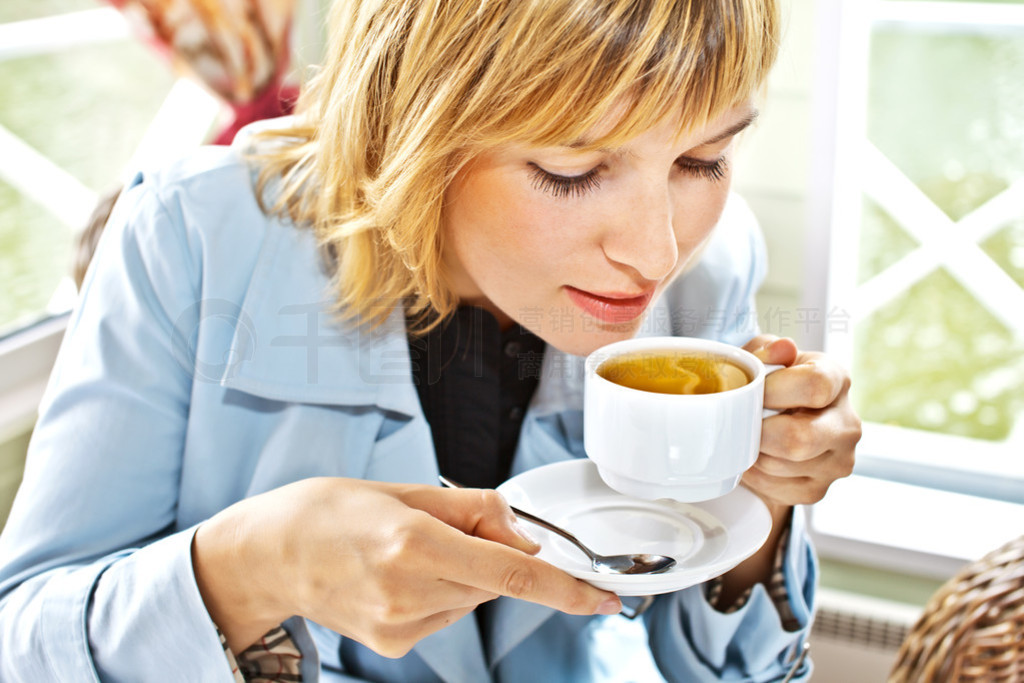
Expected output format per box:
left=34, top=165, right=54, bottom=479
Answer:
left=760, top=501, right=794, bottom=567
left=191, top=507, right=291, bottom=653
left=715, top=498, right=791, bottom=605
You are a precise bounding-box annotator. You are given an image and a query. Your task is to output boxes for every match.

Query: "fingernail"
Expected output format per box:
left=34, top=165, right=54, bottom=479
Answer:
left=595, top=598, right=622, bottom=615
left=513, top=521, right=539, bottom=547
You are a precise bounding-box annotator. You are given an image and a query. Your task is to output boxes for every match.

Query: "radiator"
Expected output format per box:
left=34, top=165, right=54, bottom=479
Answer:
left=808, top=588, right=923, bottom=682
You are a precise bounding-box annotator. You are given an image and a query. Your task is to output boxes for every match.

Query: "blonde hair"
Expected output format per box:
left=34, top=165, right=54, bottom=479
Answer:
left=255, top=0, right=779, bottom=332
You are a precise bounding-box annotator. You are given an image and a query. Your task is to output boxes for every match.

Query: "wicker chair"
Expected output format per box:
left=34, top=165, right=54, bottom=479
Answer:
left=889, top=534, right=1024, bottom=682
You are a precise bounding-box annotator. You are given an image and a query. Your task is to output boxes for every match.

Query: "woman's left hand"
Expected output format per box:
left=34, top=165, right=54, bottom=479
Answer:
left=741, top=335, right=861, bottom=511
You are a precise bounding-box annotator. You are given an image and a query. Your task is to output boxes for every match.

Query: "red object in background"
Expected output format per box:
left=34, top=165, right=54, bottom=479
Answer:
left=106, top=0, right=300, bottom=144
left=214, top=72, right=300, bottom=145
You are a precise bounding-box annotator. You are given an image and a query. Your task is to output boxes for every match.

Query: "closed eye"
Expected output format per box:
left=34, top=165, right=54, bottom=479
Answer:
left=676, top=156, right=729, bottom=183
left=529, top=154, right=728, bottom=198
left=528, top=163, right=603, bottom=198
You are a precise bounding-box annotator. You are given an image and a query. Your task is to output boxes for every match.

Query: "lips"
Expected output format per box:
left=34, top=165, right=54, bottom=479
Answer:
left=565, top=286, right=655, bottom=323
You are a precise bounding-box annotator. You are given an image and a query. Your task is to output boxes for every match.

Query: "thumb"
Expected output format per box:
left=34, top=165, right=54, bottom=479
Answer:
left=407, top=485, right=542, bottom=555
left=474, top=506, right=542, bottom=555
left=744, top=334, right=798, bottom=367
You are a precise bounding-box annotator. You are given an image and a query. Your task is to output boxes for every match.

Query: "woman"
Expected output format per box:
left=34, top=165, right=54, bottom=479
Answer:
left=0, top=0, right=860, bottom=680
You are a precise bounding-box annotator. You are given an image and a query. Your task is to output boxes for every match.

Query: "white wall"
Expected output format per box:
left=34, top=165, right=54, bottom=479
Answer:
left=734, top=0, right=818, bottom=349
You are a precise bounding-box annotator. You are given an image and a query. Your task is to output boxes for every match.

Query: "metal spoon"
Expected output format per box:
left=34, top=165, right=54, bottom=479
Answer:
left=439, top=475, right=676, bottom=575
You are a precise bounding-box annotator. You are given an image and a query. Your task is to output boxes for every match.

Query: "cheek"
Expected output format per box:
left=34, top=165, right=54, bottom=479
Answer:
left=672, top=183, right=731, bottom=250
left=457, top=173, right=585, bottom=259
left=445, top=168, right=566, bottom=287
left=446, top=169, right=515, bottom=257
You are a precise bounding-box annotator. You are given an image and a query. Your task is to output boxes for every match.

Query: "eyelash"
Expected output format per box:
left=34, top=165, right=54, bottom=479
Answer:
left=529, top=164, right=602, bottom=198
left=529, top=157, right=729, bottom=199
left=677, top=157, right=729, bottom=183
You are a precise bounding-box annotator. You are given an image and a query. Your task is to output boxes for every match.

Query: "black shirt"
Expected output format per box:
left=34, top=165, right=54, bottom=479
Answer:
left=407, top=306, right=546, bottom=489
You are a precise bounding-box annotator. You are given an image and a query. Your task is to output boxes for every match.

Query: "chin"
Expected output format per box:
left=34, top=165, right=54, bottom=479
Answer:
left=541, top=322, right=643, bottom=358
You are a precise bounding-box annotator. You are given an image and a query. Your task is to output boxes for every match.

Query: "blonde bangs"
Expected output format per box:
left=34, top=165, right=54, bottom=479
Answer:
left=454, top=0, right=779, bottom=151
left=253, top=0, right=780, bottom=333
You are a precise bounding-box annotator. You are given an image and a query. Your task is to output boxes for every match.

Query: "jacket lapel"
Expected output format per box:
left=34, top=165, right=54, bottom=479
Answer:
left=214, top=220, right=491, bottom=681
left=216, top=216, right=419, bottom=416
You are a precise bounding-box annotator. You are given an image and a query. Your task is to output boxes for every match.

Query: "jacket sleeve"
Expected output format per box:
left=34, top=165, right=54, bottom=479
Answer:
left=645, top=507, right=816, bottom=682
left=0, top=174, right=243, bottom=682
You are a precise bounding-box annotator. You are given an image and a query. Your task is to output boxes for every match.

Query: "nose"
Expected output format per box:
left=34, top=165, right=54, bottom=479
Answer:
left=601, top=182, right=679, bottom=281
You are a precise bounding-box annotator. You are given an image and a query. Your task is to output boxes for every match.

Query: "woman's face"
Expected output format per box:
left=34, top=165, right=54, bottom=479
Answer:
left=442, top=102, right=757, bottom=357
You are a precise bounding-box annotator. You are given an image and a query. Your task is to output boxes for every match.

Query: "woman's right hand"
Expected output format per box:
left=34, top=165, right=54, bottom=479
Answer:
left=191, top=478, right=622, bottom=657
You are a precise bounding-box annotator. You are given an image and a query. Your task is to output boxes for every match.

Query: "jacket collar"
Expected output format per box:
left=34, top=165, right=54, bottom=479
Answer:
left=218, top=217, right=421, bottom=417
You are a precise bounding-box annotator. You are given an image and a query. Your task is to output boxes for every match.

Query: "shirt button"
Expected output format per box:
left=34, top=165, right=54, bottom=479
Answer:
left=504, top=341, right=522, bottom=358
left=508, top=406, right=524, bottom=421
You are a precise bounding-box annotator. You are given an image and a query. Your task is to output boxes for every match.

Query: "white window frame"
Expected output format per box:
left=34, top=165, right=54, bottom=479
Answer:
left=805, top=0, right=1024, bottom=578
left=0, top=6, right=222, bottom=441
left=4, top=1, right=1022, bottom=577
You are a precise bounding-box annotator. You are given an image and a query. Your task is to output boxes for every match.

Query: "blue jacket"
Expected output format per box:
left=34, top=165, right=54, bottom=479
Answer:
left=0, top=131, right=815, bottom=682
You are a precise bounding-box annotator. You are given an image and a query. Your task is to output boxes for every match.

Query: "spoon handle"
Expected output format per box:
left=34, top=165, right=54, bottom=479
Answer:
left=504, top=505, right=597, bottom=561
left=438, top=475, right=597, bottom=561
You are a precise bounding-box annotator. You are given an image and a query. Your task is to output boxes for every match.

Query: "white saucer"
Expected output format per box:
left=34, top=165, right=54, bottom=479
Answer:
left=497, top=459, right=772, bottom=596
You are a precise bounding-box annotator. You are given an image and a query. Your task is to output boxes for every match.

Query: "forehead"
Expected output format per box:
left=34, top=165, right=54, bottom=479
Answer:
left=538, top=99, right=759, bottom=154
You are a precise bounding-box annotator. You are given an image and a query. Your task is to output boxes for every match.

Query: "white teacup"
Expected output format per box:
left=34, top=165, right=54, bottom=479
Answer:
left=583, top=337, right=781, bottom=502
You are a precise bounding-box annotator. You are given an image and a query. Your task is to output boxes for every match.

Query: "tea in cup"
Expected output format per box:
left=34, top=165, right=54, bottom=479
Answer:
left=584, top=337, right=781, bottom=502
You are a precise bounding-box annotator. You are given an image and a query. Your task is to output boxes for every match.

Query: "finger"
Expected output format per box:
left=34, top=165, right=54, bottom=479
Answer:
left=752, top=451, right=822, bottom=478
left=751, top=449, right=855, bottom=482
left=375, top=503, right=620, bottom=615
left=397, top=584, right=498, bottom=621
left=431, top=524, right=621, bottom=616
left=344, top=604, right=481, bottom=659
left=761, top=395, right=861, bottom=461
left=744, top=335, right=798, bottom=367
left=459, top=490, right=543, bottom=554
left=351, top=574, right=498, bottom=625
left=402, top=486, right=541, bottom=555
left=741, top=467, right=831, bottom=507
left=761, top=409, right=833, bottom=461
left=764, top=355, right=849, bottom=412
left=408, top=604, right=481, bottom=643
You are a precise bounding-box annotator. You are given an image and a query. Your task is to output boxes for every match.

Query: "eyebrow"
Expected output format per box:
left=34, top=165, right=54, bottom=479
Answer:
left=699, top=109, right=759, bottom=146
left=566, top=109, right=759, bottom=151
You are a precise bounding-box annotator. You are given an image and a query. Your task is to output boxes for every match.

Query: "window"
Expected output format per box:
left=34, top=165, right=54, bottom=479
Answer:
left=0, top=1, right=221, bottom=441
left=0, top=0, right=221, bottom=339
left=807, top=0, right=1024, bottom=574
